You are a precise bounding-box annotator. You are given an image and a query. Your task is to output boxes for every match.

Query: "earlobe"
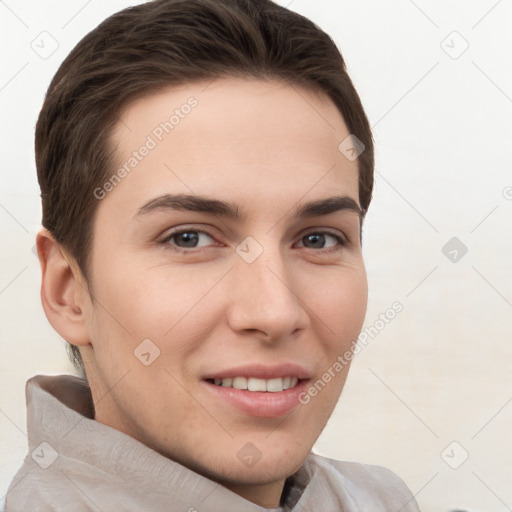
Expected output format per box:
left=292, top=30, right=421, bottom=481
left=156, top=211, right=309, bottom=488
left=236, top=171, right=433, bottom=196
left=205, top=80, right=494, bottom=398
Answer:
left=36, top=228, right=91, bottom=347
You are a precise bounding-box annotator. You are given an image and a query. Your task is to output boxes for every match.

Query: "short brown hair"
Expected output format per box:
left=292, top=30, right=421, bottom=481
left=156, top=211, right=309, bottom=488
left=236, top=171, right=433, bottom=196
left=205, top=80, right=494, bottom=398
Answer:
left=36, top=0, right=374, bottom=374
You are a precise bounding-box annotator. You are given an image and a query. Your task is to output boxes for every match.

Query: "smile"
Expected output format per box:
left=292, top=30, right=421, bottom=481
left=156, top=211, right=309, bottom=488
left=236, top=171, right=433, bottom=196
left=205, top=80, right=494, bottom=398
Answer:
left=209, top=376, right=299, bottom=392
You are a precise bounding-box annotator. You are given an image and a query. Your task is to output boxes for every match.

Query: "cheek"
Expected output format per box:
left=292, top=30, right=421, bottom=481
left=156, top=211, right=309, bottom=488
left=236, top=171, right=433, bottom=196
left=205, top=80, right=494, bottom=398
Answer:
left=308, top=265, right=368, bottom=343
left=301, top=270, right=367, bottom=419
left=90, top=261, right=227, bottom=363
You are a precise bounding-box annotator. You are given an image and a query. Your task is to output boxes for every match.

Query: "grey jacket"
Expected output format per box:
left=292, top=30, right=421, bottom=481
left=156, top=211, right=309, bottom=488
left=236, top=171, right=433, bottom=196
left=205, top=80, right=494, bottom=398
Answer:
left=6, top=374, right=420, bottom=511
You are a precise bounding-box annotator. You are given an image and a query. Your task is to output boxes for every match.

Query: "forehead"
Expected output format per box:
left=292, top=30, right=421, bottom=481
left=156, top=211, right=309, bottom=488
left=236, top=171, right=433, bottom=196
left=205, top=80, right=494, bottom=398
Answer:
left=102, top=77, right=359, bottom=220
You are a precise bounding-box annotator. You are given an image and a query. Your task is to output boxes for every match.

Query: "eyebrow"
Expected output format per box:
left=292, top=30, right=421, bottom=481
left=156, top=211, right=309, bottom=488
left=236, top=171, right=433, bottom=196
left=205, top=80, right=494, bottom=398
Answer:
left=133, top=193, right=364, bottom=221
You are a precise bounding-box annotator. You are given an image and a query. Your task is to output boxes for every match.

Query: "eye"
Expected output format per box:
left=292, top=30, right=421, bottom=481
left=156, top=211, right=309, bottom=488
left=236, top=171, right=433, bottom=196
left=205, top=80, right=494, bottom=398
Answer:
left=158, top=227, right=347, bottom=254
left=296, top=231, right=345, bottom=251
left=160, top=228, right=217, bottom=251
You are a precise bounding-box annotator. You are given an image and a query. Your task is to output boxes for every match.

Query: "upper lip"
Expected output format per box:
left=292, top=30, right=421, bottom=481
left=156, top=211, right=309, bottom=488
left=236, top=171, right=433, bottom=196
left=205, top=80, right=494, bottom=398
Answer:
left=203, top=363, right=311, bottom=381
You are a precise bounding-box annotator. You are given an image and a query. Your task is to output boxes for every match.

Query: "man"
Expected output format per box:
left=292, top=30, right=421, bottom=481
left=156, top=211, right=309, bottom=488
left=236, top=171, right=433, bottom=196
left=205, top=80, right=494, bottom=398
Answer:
left=6, top=0, right=420, bottom=510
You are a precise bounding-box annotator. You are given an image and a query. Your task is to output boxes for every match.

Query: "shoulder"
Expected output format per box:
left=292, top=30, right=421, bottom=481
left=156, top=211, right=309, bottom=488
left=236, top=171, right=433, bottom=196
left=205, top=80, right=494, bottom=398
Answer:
left=306, top=452, right=421, bottom=511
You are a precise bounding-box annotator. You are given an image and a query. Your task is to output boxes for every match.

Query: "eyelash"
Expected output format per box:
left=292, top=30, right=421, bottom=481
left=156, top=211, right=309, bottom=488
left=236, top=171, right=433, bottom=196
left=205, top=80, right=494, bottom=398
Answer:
left=158, top=227, right=347, bottom=255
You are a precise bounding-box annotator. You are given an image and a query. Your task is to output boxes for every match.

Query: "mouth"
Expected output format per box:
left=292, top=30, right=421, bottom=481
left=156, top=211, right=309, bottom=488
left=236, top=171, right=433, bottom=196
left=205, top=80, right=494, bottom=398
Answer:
left=202, top=364, right=311, bottom=418
left=205, top=376, right=299, bottom=392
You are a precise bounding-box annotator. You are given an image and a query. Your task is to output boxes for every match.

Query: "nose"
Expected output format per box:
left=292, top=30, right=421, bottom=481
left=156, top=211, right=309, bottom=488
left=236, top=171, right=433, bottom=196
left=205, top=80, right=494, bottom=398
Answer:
left=225, top=242, right=309, bottom=343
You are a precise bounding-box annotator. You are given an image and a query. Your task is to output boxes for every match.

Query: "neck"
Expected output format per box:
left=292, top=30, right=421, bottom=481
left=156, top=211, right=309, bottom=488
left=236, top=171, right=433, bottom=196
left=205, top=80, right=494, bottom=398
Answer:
left=222, top=478, right=286, bottom=508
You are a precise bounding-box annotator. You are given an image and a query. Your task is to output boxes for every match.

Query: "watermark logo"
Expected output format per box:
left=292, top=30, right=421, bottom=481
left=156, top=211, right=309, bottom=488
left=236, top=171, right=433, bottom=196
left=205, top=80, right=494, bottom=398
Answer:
left=442, top=236, right=468, bottom=263
left=236, top=236, right=264, bottom=263
left=134, top=338, right=161, bottom=366
left=441, top=31, right=469, bottom=60
left=298, top=301, right=403, bottom=405
left=93, top=97, right=198, bottom=200
left=441, top=441, right=469, bottom=469
left=31, top=441, right=58, bottom=469
left=237, top=442, right=262, bottom=468
left=338, top=134, right=365, bottom=162
left=31, top=31, right=59, bottom=60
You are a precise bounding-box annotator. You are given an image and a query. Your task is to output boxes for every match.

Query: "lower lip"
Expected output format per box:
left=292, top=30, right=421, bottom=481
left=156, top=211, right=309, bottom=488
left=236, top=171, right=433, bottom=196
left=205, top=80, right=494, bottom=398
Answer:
left=202, top=379, right=309, bottom=418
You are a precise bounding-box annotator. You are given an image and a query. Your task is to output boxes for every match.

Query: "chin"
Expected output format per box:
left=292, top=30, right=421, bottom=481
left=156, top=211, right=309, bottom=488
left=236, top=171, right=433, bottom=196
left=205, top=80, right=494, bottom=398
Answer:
left=237, top=444, right=309, bottom=483
left=182, top=443, right=310, bottom=487
left=209, top=460, right=303, bottom=488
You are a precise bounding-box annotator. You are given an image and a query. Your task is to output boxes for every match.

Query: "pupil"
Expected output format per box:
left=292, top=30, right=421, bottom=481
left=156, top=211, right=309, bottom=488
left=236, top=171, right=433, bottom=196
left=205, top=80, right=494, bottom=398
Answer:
left=179, top=232, right=198, bottom=247
left=306, top=234, right=324, bottom=248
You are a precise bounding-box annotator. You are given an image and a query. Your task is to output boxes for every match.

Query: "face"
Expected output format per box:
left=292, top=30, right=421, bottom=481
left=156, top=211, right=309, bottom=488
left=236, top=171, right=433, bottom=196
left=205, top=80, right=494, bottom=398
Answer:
left=79, top=77, right=367, bottom=504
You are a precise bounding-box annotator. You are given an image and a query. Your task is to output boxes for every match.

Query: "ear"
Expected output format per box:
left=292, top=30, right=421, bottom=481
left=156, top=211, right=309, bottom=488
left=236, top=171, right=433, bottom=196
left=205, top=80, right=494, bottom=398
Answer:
left=36, top=228, right=91, bottom=347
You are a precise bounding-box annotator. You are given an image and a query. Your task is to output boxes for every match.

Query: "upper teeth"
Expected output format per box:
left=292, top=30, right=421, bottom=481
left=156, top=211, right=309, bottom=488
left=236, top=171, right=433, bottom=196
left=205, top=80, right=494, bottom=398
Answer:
left=213, top=376, right=298, bottom=392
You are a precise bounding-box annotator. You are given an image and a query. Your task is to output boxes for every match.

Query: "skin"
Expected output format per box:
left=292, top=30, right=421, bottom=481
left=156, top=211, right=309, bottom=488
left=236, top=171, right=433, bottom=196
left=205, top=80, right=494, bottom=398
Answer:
left=37, top=77, right=368, bottom=508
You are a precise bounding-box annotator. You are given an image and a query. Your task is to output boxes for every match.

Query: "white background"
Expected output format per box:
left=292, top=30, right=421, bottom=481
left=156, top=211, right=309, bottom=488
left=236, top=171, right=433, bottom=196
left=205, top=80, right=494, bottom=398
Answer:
left=1, top=1, right=511, bottom=511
